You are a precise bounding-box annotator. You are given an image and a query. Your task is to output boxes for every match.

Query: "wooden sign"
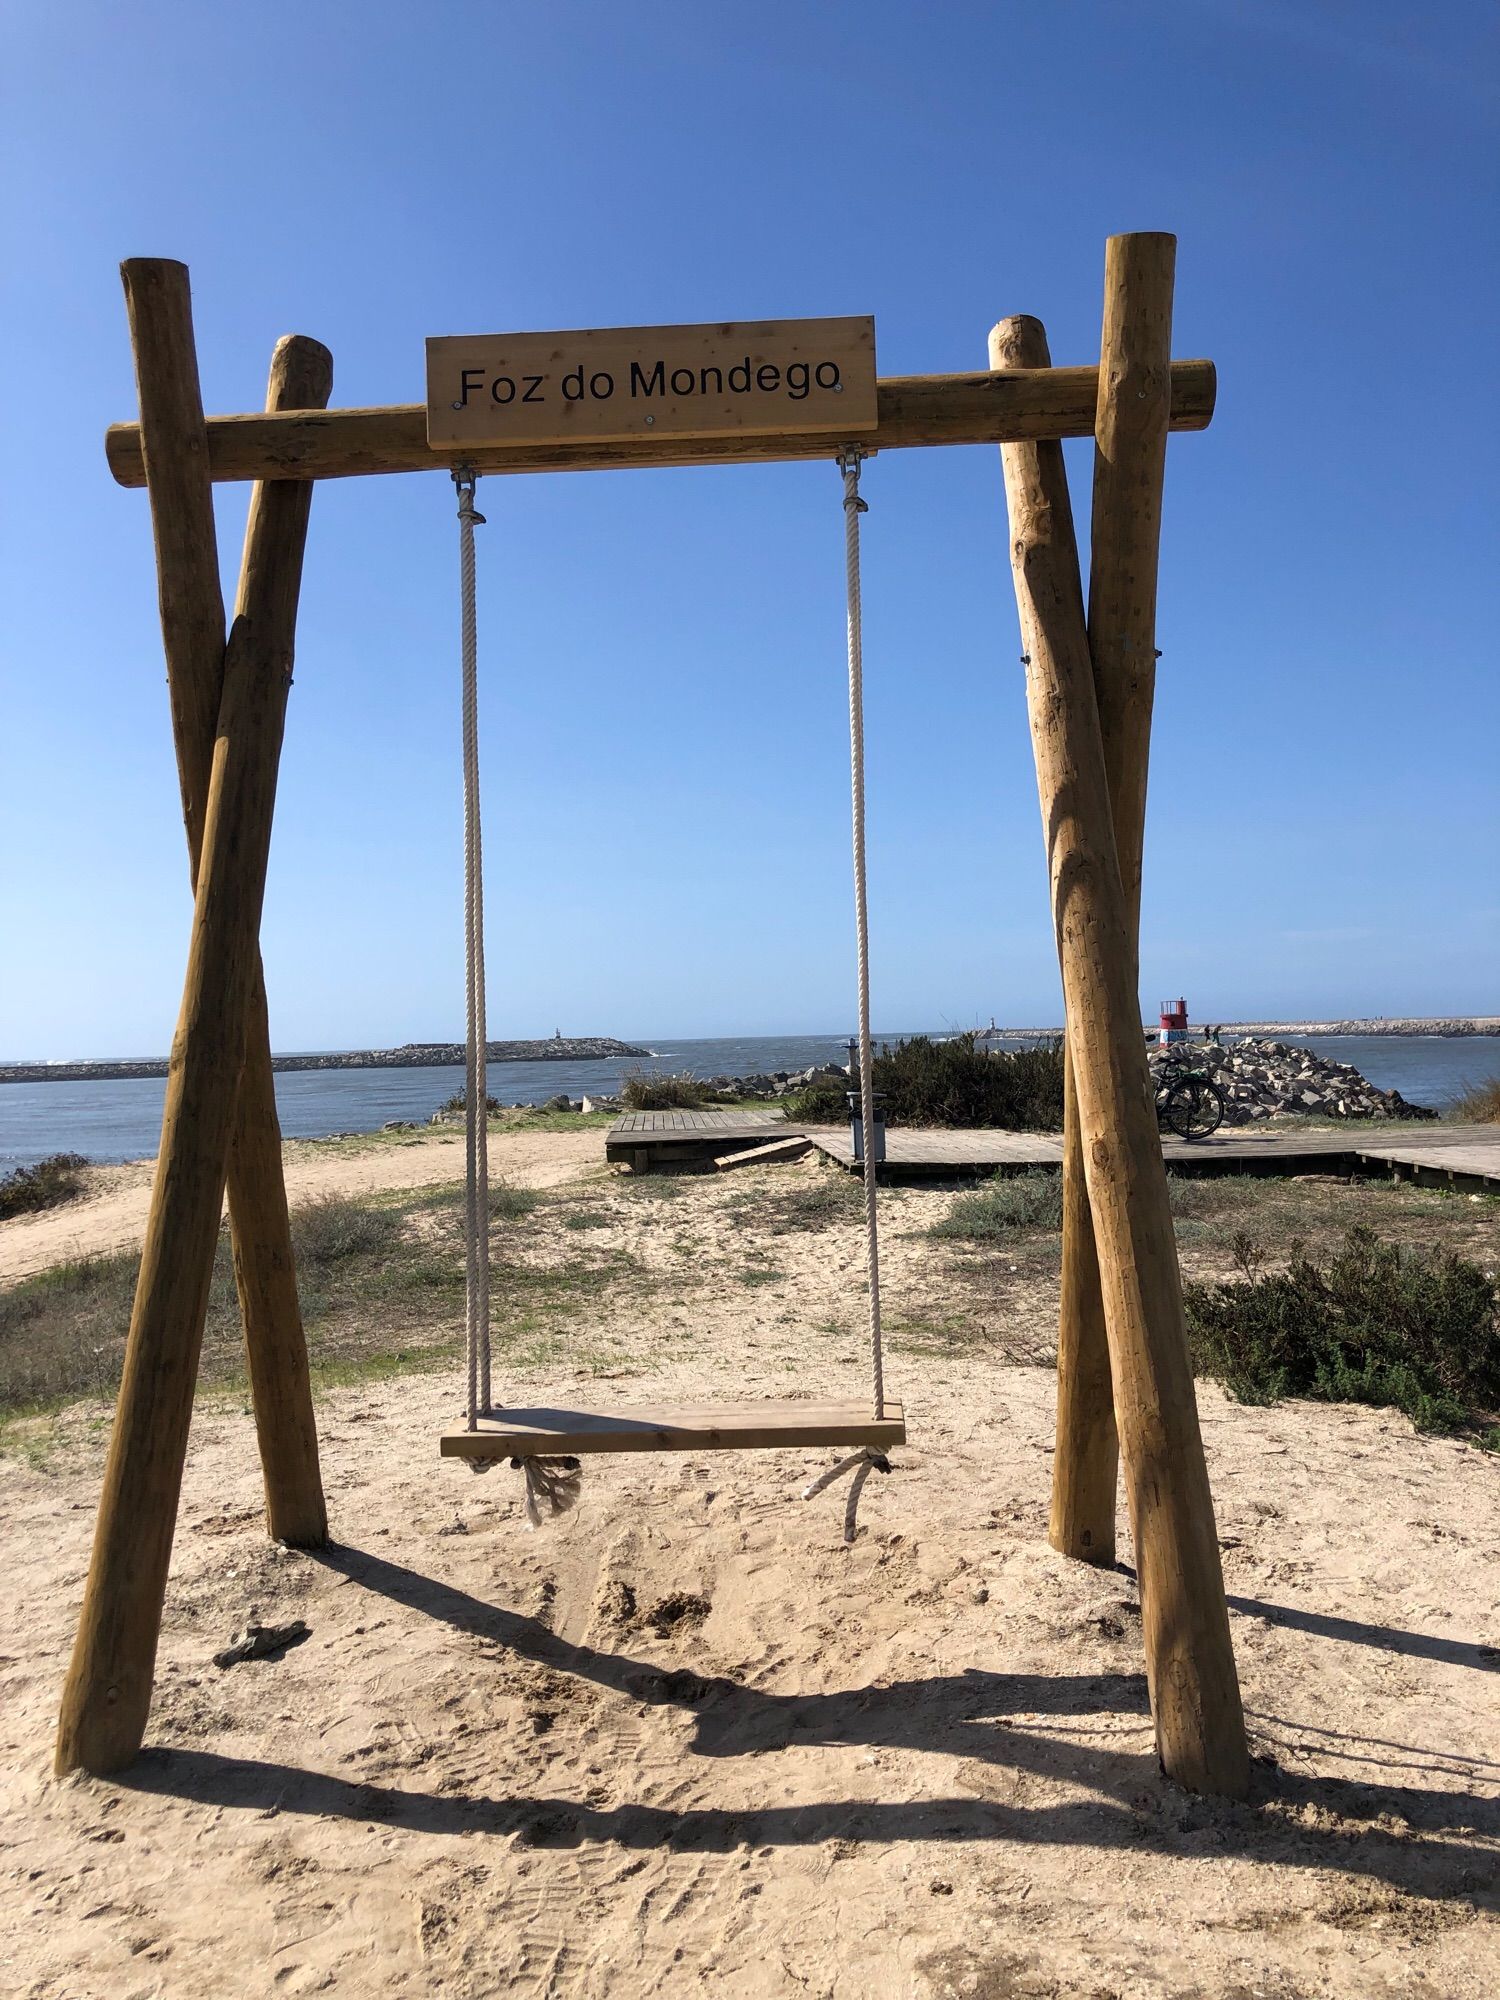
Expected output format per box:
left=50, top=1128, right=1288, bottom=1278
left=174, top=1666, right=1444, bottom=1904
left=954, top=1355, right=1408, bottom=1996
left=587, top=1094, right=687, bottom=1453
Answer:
left=426, top=316, right=876, bottom=451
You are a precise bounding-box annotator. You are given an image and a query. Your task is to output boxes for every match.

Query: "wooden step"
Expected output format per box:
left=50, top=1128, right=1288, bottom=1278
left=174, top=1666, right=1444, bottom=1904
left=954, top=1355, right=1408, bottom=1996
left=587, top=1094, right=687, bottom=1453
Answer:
left=441, top=1399, right=905, bottom=1460
left=713, top=1137, right=813, bottom=1171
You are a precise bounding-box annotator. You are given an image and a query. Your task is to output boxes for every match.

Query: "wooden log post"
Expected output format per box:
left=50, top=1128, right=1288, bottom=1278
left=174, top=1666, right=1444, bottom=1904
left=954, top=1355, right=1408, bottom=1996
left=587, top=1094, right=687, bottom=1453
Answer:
left=55, top=331, right=332, bottom=1777
left=1051, top=234, right=1177, bottom=1566
left=991, top=312, right=1248, bottom=1797
left=121, top=259, right=329, bottom=1549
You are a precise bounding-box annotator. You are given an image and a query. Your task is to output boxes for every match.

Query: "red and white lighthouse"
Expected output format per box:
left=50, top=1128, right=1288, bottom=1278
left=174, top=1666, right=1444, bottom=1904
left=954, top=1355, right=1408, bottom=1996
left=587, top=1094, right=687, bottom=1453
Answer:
left=1159, top=997, right=1189, bottom=1044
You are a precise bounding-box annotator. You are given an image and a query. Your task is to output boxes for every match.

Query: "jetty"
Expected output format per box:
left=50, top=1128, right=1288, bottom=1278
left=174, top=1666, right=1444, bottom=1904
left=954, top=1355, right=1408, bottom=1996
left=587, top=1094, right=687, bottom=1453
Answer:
left=977, top=1016, right=1500, bottom=1040
left=0, top=1035, right=649, bottom=1087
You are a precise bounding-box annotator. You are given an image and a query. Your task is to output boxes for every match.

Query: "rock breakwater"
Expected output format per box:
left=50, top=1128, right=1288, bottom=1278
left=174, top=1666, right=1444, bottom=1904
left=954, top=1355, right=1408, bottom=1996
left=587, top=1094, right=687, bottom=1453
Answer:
left=1149, top=1039, right=1436, bottom=1123
left=0, top=1037, right=650, bottom=1087
left=1214, top=1017, right=1499, bottom=1039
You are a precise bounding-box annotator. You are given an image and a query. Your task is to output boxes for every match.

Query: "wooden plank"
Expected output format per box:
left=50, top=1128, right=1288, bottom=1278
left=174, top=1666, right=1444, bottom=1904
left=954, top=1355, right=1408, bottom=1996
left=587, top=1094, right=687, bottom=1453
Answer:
left=607, top=1110, right=788, bottom=1144
left=104, top=360, right=1218, bottom=486
left=1360, top=1136, right=1496, bottom=1168
left=442, top=1399, right=905, bottom=1458
left=427, top=316, right=877, bottom=450
left=713, top=1138, right=813, bottom=1171
left=1356, top=1142, right=1500, bottom=1187
left=807, top=1129, right=1063, bottom=1167
left=55, top=336, right=332, bottom=1781
left=995, top=310, right=1247, bottom=1799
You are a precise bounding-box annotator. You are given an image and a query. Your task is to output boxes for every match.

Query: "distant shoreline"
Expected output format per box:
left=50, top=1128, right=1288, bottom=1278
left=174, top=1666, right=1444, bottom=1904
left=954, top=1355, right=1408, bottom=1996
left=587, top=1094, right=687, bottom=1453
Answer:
left=4, top=1020, right=1497, bottom=1089
left=977, top=1017, right=1500, bottom=1041
left=0, top=1037, right=651, bottom=1087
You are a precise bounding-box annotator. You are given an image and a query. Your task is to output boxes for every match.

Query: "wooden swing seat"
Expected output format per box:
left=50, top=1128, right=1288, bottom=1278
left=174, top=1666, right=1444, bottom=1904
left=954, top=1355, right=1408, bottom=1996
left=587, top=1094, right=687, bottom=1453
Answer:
left=440, top=1399, right=905, bottom=1460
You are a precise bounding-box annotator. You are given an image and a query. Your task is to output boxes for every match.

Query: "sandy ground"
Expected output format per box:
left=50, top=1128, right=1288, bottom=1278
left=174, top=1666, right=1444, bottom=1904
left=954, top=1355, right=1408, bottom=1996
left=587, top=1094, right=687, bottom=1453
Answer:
left=2, top=1138, right=1498, bottom=1997
left=0, top=1128, right=603, bottom=1283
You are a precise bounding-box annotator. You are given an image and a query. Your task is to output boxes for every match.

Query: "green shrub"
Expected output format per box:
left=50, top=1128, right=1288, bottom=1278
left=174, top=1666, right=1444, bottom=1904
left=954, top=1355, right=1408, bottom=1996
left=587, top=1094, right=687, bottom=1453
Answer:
left=1449, top=1075, right=1500, bottom=1124
left=0, top=1153, right=89, bottom=1221
left=786, top=1035, right=1064, bottom=1131
left=1183, top=1226, right=1500, bottom=1438
left=782, top=1080, right=849, bottom=1122
left=620, top=1069, right=706, bottom=1111
left=436, top=1089, right=502, bottom=1115
left=930, top=1171, right=1064, bottom=1240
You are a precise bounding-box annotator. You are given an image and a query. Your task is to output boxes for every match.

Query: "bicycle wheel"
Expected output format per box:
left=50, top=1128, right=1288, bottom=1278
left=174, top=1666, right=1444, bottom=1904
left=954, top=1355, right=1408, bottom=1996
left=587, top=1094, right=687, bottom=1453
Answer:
left=1163, top=1076, right=1224, bottom=1140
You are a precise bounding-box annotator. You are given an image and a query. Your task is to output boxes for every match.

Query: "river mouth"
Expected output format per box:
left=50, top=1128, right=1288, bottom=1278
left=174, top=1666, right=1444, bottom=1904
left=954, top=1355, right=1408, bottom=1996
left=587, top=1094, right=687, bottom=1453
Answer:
left=4, top=1032, right=1497, bottom=1173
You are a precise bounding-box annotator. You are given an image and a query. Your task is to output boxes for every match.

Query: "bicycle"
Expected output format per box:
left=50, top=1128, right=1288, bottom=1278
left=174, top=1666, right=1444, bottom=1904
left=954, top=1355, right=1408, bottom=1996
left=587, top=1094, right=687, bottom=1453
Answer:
left=1154, top=1051, right=1226, bottom=1139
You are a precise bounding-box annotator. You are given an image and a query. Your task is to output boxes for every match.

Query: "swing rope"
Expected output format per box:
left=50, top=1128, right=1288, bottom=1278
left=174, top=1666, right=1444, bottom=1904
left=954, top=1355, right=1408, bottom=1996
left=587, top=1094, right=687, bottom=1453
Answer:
left=450, top=451, right=892, bottom=1539
left=455, top=466, right=491, bottom=1431
left=798, top=445, right=891, bottom=1543
left=839, top=445, right=885, bottom=1424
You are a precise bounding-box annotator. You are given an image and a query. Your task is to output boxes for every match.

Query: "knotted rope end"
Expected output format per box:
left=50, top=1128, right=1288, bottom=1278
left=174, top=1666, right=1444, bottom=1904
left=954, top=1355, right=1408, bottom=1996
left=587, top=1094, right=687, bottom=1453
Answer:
left=513, top=1454, right=584, bottom=1530
left=803, top=1446, right=892, bottom=1544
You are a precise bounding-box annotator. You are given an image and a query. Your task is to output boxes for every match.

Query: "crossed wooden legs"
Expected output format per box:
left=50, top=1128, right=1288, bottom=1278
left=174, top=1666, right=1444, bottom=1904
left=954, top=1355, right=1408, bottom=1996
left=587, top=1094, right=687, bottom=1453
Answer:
left=55, top=265, right=329, bottom=1775
left=994, top=239, right=1249, bottom=1796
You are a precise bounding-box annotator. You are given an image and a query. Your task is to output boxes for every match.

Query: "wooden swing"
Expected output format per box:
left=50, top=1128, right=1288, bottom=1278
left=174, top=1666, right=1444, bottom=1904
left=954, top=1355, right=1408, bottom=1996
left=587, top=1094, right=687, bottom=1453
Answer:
left=57, top=250, right=1251, bottom=1799
left=436, top=452, right=905, bottom=1477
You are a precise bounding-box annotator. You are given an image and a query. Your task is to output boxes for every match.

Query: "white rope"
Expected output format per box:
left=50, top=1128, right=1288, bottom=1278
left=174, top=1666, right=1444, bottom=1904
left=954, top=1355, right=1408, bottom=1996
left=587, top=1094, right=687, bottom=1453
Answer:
left=455, top=468, right=491, bottom=1428
left=803, top=1446, right=891, bottom=1544
left=841, top=447, right=885, bottom=1422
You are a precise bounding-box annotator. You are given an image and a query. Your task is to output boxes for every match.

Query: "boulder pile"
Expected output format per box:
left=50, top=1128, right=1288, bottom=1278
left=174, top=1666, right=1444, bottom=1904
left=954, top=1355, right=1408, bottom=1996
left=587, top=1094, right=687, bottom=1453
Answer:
left=1148, top=1038, right=1435, bottom=1124
left=699, top=1064, right=848, bottom=1101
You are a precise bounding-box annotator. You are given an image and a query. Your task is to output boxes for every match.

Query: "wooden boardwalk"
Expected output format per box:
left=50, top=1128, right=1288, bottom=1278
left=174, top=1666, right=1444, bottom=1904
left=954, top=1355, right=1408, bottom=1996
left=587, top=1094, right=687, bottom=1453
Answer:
left=607, top=1110, right=1500, bottom=1191
left=605, top=1108, right=790, bottom=1170
left=806, top=1122, right=1500, bottom=1192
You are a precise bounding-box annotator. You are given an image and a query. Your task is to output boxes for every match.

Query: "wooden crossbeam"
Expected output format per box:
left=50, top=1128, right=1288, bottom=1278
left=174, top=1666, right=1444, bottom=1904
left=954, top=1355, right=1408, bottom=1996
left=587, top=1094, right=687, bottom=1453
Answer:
left=103, top=360, right=1217, bottom=486
left=442, top=1401, right=906, bottom=1459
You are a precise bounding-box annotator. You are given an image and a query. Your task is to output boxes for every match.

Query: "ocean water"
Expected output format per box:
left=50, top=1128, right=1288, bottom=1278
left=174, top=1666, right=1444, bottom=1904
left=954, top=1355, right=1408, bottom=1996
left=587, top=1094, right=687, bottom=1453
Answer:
left=2, top=1031, right=1497, bottom=1173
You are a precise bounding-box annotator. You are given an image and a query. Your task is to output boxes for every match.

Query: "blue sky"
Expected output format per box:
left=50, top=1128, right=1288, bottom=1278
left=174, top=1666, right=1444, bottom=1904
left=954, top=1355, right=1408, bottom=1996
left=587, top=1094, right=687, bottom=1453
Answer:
left=2, top=1, right=1495, bottom=1058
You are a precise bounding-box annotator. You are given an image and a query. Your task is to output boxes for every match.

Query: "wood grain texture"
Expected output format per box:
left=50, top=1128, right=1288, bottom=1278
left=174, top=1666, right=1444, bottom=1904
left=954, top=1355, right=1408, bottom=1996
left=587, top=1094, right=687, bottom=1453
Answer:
left=1051, top=234, right=1177, bottom=1568
left=117, top=259, right=223, bottom=859
left=442, top=1401, right=906, bottom=1458
left=426, top=316, right=877, bottom=448
left=992, top=311, right=1248, bottom=1798
left=119, top=261, right=329, bottom=1553
left=1053, top=1058, right=1118, bottom=1560
left=105, top=360, right=1217, bottom=485
left=55, top=330, right=332, bottom=1778
left=220, top=332, right=334, bottom=1550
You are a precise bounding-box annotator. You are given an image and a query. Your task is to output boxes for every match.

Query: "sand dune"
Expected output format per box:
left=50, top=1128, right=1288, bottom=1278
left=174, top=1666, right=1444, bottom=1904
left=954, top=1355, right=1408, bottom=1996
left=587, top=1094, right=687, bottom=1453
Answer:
left=2, top=1139, right=1496, bottom=1995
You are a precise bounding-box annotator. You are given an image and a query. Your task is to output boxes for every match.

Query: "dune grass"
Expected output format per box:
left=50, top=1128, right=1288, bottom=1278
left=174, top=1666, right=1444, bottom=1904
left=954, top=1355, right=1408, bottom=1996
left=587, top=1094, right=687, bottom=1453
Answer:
left=1449, top=1075, right=1500, bottom=1123
left=0, top=1153, right=90, bottom=1221
left=929, top=1171, right=1065, bottom=1240
left=0, top=1184, right=642, bottom=1427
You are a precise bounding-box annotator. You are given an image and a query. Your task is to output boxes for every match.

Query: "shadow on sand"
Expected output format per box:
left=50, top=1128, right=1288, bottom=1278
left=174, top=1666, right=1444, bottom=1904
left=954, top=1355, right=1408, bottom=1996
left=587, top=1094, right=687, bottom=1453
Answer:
left=117, top=1543, right=1498, bottom=1907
